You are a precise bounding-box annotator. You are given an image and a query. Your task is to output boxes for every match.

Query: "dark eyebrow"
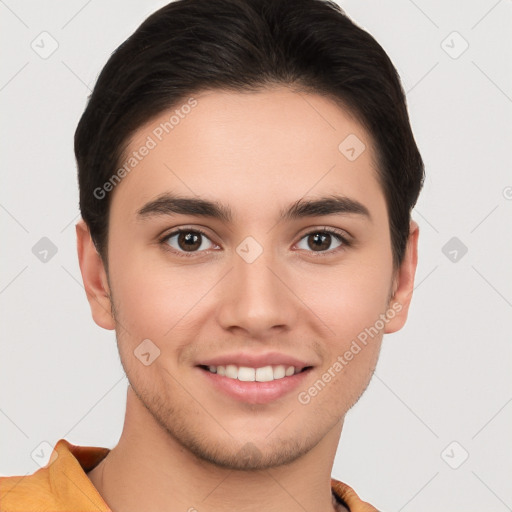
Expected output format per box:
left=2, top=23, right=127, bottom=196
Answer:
left=281, top=195, right=371, bottom=222
left=136, top=193, right=371, bottom=223
left=137, top=193, right=232, bottom=223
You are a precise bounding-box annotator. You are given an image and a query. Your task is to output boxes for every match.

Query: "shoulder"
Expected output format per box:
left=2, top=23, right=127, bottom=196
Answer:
left=331, top=477, right=381, bottom=512
left=0, top=468, right=58, bottom=509
left=0, top=439, right=111, bottom=511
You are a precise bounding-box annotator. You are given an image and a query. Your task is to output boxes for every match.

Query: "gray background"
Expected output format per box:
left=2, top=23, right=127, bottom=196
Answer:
left=1, top=1, right=511, bottom=510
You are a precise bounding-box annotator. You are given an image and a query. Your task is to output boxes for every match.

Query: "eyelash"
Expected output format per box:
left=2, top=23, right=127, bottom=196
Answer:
left=159, top=227, right=351, bottom=259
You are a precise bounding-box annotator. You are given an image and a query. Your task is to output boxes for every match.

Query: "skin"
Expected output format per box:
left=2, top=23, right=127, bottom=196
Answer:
left=77, top=86, right=419, bottom=512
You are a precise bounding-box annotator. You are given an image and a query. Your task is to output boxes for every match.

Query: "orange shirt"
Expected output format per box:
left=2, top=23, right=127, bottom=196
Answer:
left=0, top=439, right=378, bottom=511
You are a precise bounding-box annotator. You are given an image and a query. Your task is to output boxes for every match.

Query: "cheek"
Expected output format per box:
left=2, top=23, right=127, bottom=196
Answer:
left=107, top=242, right=174, bottom=340
left=296, top=278, right=386, bottom=418
left=107, top=244, right=226, bottom=350
left=295, top=259, right=392, bottom=338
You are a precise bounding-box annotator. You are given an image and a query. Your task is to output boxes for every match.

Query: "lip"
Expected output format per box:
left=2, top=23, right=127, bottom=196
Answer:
left=197, top=365, right=313, bottom=404
left=197, top=351, right=313, bottom=370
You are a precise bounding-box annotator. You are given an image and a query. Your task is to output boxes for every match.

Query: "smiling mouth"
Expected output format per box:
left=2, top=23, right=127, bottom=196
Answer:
left=197, top=364, right=312, bottom=382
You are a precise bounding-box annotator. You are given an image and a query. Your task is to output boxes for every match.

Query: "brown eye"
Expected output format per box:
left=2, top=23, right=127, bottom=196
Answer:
left=162, top=229, right=215, bottom=255
left=177, top=232, right=202, bottom=251
left=308, top=233, right=331, bottom=251
left=296, top=229, right=348, bottom=253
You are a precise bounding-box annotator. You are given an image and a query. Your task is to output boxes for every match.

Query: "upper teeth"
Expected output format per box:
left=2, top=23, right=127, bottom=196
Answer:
left=207, top=364, right=299, bottom=382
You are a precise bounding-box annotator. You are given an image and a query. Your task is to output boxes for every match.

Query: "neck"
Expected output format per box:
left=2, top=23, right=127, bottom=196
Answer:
left=87, top=385, right=346, bottom=512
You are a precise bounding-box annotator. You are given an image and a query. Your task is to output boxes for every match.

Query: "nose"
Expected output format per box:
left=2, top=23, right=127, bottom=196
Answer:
left=216, top=244, right=298, bottom=338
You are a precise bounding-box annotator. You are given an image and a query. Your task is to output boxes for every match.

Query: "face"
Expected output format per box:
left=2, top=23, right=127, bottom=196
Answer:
left=78, top=87, right=417, bottom=470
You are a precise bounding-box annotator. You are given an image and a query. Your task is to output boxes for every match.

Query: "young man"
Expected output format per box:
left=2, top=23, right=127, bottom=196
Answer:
left=0, top=0, right=423, bottom=510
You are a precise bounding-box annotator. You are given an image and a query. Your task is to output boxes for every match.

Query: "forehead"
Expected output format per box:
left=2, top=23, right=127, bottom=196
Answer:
left=109, top=87, right=385, bottom=222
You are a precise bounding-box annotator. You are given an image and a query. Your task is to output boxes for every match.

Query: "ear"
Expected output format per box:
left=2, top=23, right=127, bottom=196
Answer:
left=76, top=219, right=115, bottom=330
left=384, top=219, right=419, bottom=334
